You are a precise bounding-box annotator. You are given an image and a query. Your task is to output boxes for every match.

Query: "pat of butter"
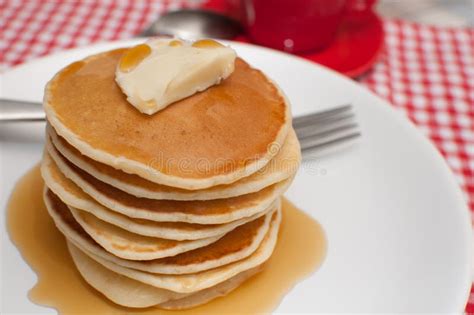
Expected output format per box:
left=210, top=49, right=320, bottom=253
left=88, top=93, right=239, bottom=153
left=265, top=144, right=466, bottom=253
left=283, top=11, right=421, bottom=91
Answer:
left=115, top=38, right=236, bottom=115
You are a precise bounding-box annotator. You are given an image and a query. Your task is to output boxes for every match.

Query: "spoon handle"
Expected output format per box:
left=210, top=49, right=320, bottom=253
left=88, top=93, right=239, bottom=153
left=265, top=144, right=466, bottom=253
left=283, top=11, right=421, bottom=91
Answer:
left=0, top=99, right=45, bottom=122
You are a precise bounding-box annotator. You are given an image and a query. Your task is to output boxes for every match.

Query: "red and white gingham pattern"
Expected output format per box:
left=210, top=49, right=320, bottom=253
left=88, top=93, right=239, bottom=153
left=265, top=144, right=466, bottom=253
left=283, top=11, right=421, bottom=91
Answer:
left=361, top=21, right=474, bottom=212
left=1, top=0, right=473, bottom=311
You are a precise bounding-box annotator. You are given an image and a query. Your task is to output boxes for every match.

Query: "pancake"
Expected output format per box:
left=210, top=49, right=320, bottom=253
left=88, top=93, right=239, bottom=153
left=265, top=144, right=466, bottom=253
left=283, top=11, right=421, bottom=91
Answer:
left=47, top=125, right=300, bottom=200
left=157, top=265, right=264, bottom=310
left=44, top=48, right=291, bottom=190
left=68, top=241, right=262, bottom=309
left=45, top=190, right=223, bottom=261
left=68, top=203, right=272, bottom=263
left=42, top=152, right=291, bottom=224
left=69, top=207, right=224, bottom=261
left=72, top=200, right=272, bottom=241
left=48, top=189, right=278, bottom=274
left=103, top=207, right=275, bottom=275
left=41, top=157, right=275, bottom=240
left=67, top=241, right=185, bottom=308
left=71, top=208, right=272, bottom=274
left=74, top=209, right=281, bottom=293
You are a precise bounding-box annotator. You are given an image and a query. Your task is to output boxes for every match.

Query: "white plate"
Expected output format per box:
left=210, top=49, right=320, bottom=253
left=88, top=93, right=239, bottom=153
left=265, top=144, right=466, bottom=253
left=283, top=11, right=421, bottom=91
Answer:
left=0, top=40, right=472, bottom=313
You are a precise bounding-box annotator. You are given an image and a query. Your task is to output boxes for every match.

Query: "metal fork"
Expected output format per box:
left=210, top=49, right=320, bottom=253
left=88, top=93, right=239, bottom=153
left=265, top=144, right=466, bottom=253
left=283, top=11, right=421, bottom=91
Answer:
left=293, top=104, right=360, bottom=153
left=0, top=99, right=360, bottom=152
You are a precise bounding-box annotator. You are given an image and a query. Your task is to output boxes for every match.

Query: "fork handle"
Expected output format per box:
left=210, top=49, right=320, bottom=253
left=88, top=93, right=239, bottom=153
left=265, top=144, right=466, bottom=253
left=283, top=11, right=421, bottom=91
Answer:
left=0, top=99, right=45, bottom=122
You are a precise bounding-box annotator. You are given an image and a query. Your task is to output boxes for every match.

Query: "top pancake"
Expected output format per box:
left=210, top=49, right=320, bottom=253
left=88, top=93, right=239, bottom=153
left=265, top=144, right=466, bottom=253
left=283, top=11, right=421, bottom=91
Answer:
left=44, top=48, right=291, bottom=190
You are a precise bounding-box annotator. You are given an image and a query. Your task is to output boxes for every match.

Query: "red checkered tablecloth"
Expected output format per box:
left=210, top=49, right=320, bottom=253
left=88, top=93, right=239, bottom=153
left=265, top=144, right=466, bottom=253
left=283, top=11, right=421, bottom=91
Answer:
left=1, top=0, right=474, bottom=311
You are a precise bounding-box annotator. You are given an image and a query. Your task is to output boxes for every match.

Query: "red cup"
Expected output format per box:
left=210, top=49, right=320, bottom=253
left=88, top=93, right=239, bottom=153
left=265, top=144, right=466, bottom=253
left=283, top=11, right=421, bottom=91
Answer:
left=240, top=0, right=376, bottom=53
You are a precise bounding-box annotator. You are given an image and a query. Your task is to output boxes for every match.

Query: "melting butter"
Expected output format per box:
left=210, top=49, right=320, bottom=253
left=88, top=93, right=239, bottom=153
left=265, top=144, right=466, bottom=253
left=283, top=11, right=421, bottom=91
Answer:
left=115, top=38, right=236, bottom=115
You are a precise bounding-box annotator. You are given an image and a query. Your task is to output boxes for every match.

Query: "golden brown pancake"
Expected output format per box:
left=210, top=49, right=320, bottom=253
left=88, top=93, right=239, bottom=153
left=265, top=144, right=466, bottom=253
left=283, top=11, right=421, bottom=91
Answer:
left=47, top=125, right=301, bottom=201
left=42, top=150, right=276, bottom=240
left=67, top=240, right=263, bottom=309
left=67, top=241, right=186, bottom=308
left=46, top=188, right=275, bottom=274
left=44, top=49, right=291, bottom=189
left=45, top=190, right=223, bottom=261
left=42, top=152, right=291, bottom=224
left=70, top=200, right=273, bottom=241
left=76, top=210, right=281, bottom=293
left=156, top=264, right=264, bottom=310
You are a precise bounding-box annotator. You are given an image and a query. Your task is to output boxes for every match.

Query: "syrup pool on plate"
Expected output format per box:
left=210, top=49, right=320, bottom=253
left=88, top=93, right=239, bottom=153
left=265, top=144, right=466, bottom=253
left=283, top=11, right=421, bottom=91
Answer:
left=7, top=165, right=327, bottom=314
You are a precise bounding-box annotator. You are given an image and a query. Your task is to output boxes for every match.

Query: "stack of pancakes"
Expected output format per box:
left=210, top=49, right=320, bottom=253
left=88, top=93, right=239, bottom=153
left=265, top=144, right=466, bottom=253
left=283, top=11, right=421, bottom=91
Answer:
left=40, top=48, right=300, bottom=309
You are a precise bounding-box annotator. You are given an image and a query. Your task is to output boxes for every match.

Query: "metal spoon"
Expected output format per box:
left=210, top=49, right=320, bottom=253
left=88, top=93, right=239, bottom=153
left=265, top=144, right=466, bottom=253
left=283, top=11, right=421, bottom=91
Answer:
left=140, top=9, right=242, bottom=39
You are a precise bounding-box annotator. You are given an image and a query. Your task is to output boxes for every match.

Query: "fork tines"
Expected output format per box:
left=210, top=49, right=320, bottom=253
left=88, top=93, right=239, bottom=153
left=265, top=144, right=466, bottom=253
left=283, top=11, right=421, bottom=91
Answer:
left=293, top=104, right=360, bottom=153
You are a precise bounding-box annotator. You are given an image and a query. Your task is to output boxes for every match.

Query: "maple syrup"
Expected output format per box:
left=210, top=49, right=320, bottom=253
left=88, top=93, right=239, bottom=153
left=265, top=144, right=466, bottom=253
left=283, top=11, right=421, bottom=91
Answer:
left=119, top=44, right=151, bottom=72
left=7, top=165, right=326, bottom=314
